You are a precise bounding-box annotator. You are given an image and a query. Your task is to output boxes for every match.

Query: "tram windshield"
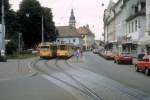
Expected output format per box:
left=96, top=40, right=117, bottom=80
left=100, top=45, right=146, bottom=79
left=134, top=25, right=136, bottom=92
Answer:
left=59, top=45, right=67, bottom=50
left=40, top=46, right=49, bottom=51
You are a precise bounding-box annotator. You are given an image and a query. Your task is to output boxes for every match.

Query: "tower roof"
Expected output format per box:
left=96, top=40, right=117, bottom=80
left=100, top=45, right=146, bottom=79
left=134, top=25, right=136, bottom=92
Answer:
left=69, top=9, right=76, bottom=27
left=70, top=9, right=75, bottom=20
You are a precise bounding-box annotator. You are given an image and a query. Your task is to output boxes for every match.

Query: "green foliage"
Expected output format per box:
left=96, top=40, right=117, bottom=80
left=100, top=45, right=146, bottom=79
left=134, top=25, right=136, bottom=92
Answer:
left=0, top=0, right=58, bottom=51
left=5, top=33, right=18, bottom=55
left=18, top=0, right=42, bottom=48
left=0, top=0, right=19, bottom=54
left=18, top=0, right=58, bottom=48
left=42, top=7, right=58, bottom=41
left=0, top=0, right=10, bottom=22
left=0, top=0, right=19, bottom=39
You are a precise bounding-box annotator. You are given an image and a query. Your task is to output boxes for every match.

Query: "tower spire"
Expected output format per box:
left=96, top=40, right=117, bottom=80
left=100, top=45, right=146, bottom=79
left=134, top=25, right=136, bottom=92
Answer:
left=69, top=9, right=76, bottom=27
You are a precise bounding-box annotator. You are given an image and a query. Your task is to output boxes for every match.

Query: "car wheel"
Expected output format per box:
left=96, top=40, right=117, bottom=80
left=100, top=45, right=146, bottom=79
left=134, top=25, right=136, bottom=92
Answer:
left=130, top=61, right=133, bottom=65
left=116, top=60, right=120, bottom=64
left=145, top=68, right=150, bottom=76
left=135, top=65, right=139, bottom=72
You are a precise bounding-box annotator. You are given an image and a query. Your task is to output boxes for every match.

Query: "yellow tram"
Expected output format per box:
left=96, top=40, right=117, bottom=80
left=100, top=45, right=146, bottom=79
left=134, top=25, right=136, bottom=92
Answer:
left=57, top=43, right=75, bottom=58
left=38, top=42, right=57, bottom=59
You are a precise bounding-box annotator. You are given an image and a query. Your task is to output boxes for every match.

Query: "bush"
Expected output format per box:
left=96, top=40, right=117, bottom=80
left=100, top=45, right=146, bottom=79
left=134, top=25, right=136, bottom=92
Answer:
left=6, top=41, right=17, bottom=55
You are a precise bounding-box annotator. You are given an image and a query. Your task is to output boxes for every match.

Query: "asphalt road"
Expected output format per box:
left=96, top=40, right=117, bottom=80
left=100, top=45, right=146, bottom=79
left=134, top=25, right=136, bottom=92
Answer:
left=0, top=52, right=150, bottom=100
left=35, top=55, right=150, bottom=100
left=0, top=76, right=76, bottom=100
left=75, top=52, right=150, bottom=94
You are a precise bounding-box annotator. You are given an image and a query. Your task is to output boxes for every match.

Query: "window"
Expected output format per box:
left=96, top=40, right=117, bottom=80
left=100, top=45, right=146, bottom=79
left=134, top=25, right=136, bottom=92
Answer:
left=138, top=18, right=141, bottom=28
left=129, top=23, right=130, bottom=33
left=73, top=39, right=76, bottom=42
left=135, top=20, right=137, bottom=31
left=135, top=6, right=138, bottom=13
left=132, top=21, right=134, bottom=32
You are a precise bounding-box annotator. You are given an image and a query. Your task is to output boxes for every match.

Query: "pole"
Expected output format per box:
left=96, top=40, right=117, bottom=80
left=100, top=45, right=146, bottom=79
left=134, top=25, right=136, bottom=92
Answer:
left=1, top=0, right=5, bottom=55
left=42, top=16, right=44, bottom=43
left=18, top=33, right=22, bottom=53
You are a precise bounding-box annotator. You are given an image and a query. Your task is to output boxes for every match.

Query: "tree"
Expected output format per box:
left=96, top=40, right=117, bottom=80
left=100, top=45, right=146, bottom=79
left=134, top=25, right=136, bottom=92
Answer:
left=42, top=7, right=58, bottom=42
left=0, top=0, right=10, bottom=21
left=0, top=0, right=19, bottom=54
left=18, top=0, right=58, bottom=48
left=18, top=0, right=43, bottom=48
left=0, top=0, right=17, bottom=38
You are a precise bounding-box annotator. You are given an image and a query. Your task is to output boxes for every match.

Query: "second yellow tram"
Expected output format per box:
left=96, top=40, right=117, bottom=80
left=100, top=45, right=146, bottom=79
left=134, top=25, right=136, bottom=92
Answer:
left=57, top=43, right=75, bottom=58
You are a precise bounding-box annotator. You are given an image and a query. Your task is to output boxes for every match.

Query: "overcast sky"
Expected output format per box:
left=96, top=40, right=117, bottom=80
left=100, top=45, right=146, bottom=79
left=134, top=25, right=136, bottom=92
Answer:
left=9, top=0, right=118, bottom=40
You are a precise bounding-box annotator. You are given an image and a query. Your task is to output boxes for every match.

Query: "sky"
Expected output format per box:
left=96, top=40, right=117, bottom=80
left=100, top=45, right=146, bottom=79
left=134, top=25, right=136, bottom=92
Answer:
left=9, top=0, right=118, bottom=40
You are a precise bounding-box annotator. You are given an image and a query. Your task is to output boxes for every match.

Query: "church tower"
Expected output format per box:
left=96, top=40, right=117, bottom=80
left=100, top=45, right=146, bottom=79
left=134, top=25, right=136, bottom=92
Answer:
left=69, top=9, right=76, bottom=27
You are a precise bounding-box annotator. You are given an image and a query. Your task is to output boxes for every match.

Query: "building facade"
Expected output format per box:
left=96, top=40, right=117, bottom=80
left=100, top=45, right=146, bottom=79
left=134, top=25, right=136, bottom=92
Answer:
left=56, top=9, right=83, bottom=47
left=56, top=26, right=83, bottom=47
left=103, top=0, right=148, bottom=54
left=78, top=25, right=95, bottom=50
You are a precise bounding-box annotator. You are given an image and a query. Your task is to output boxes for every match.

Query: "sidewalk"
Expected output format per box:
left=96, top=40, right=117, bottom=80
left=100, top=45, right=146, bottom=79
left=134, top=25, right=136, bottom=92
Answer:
left=0, top=58, right=36, bottom=80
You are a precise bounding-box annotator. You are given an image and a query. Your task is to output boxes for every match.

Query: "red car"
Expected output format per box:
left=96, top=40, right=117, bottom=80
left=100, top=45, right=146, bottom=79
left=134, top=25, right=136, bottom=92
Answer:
left=135, top=54, right=150, bottom=76
left=114, top=53, right=133, bottom=64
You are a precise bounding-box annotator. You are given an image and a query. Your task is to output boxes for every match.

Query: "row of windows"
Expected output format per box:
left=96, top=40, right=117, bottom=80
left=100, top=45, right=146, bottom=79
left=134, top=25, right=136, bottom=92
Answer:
left=128, top=19, right=140, bottom=33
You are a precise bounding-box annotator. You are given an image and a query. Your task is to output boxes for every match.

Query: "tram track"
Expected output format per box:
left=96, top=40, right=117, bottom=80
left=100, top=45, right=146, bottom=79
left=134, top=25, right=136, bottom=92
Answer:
left=65, top=57, right=150, bottom=100
left=30, top=58, right=150, bottom=100
left=54, top=59, right=103, bottom=100
left=31, top=59, right=103, bottom=100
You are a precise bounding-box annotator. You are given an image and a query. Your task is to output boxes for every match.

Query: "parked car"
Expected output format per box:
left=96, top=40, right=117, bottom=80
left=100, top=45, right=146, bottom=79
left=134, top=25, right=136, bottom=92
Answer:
left=98, top=49, right=105, bottom=57
left=93, top=49, right=99, bottom=54
left=104, top=50, right=114, bottom=60
left=114, top=52, right=133, bottom=64
left=135, top=54, right=150, bottom=76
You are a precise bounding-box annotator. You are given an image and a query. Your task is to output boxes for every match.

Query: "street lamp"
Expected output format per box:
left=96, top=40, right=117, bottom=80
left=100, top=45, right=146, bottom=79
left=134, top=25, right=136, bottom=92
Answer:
left=18, top=33, right=22, bottom=53
left=1, top=0, right=5, bottom=56
left=41, top=16, right=44, bottom=43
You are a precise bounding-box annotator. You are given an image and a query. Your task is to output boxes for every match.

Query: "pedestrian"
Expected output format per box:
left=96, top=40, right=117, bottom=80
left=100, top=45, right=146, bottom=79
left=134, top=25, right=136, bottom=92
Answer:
left=75, top=48, right=80, bottom=62
left=80, top=48, right=83, bottom=57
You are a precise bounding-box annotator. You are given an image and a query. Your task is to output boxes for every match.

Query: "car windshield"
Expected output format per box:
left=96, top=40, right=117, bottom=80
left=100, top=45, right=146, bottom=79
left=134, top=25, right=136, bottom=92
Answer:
left=121, top=52, right=131, bottom=56
left=1, top=0, right=150, bottom=100
left=137, top=53, right=146, bottom=60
